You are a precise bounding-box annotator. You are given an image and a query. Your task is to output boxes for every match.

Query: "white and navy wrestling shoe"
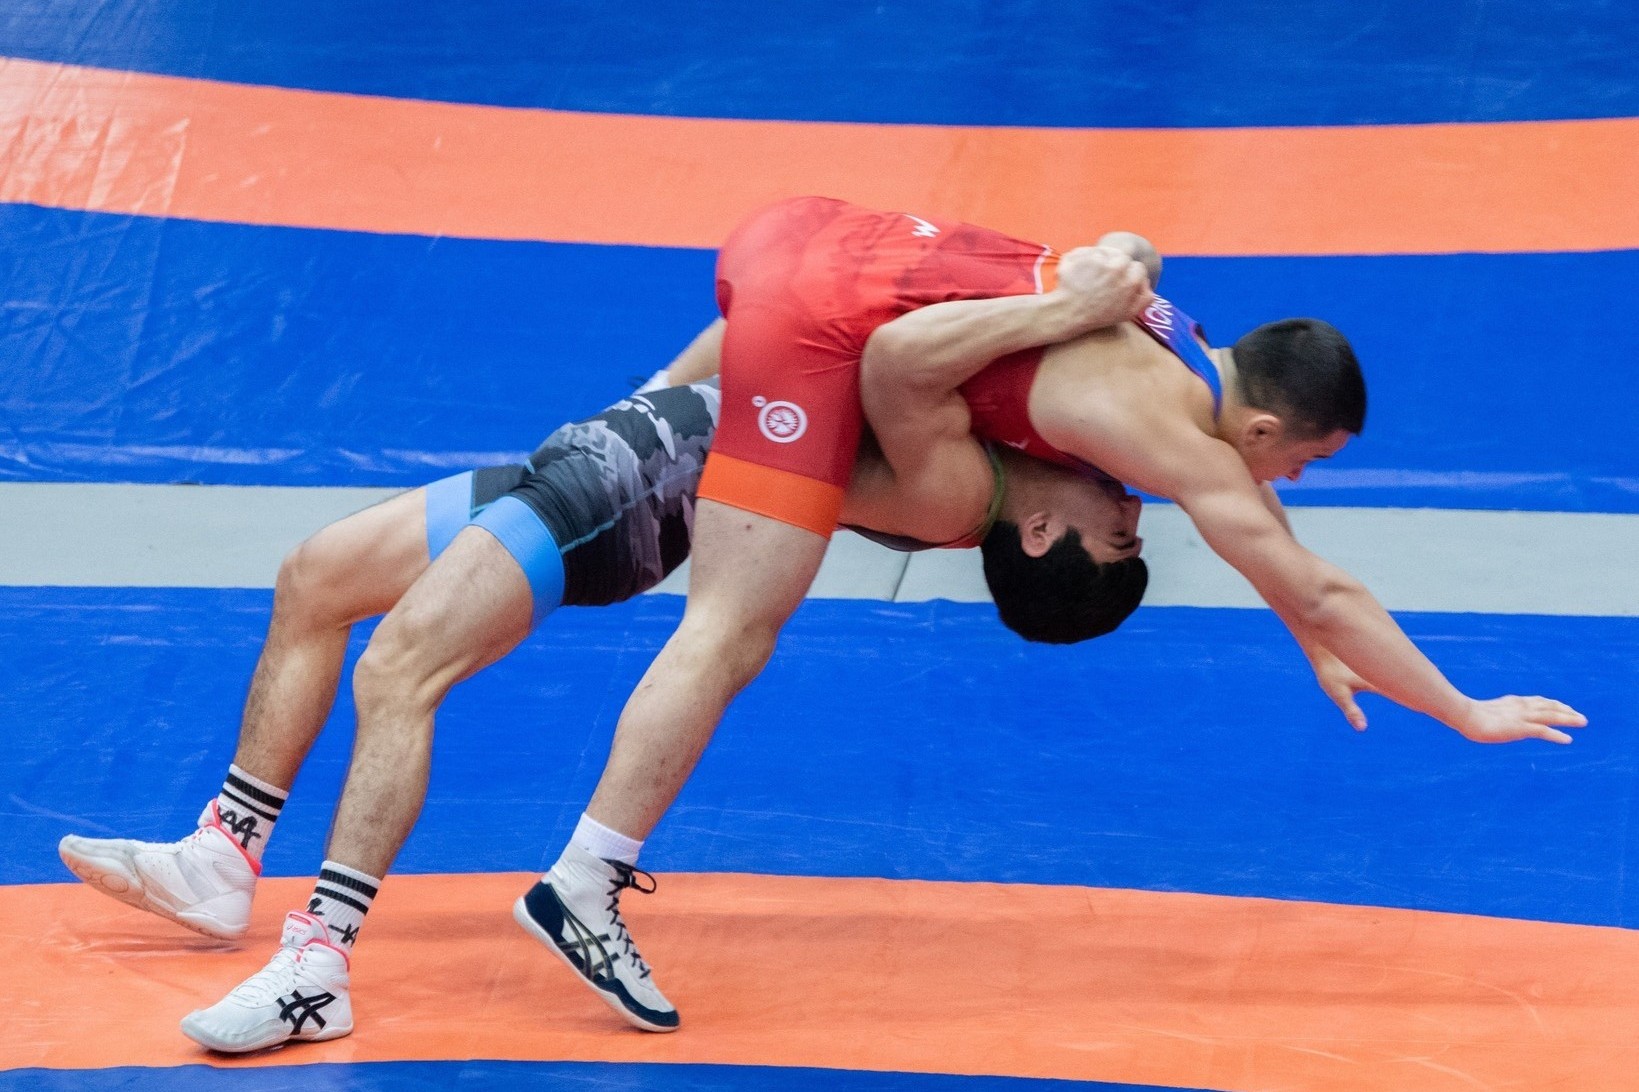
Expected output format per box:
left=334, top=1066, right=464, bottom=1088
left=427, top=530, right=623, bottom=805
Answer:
left=180, top=910, right=352, bottom=1053
left=58, top=801, right=259, bottom=941
left=513, top=842, right=679, bottom=1032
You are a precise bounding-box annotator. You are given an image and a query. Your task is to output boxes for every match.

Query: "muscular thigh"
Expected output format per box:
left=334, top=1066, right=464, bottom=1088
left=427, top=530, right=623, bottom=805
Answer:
left=289, top=487, right=437, bottom=625
left=682, top=499, right=829, bottom=635
left=372, top=525, right=534, bottom=686
left=294, top=464, right=532, bottom=629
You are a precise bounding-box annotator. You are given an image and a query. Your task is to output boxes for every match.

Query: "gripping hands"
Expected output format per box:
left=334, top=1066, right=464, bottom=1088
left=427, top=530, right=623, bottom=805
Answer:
left=1050, top=245, right=1156, bottom=336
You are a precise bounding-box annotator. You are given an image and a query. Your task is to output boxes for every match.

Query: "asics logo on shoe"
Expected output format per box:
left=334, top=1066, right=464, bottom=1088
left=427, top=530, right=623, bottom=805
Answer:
left=515, top=874, right=679, bottom=1032
left=555, top=905, right=617, bottom=981
left=278, top=989, right=337, bottom=1034
left=215, top=807, right=263, bottom=849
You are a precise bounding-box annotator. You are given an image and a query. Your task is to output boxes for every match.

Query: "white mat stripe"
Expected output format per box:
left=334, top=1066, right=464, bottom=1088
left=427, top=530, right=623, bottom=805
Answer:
left=2, top=483, right=1634, bottom=617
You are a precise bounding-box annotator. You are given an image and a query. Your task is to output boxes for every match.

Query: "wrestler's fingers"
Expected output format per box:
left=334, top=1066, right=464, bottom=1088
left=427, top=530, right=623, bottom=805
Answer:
left=1316, top=681, right=1368, bottom=731
left=1525, top=697, right=1587, bottom=726
left=1525, top=723, right=1575, bottom=745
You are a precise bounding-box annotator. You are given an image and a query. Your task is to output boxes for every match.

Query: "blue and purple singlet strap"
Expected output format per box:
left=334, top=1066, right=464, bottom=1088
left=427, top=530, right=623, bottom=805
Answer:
left=1132, top=296, right=1223, bottom=418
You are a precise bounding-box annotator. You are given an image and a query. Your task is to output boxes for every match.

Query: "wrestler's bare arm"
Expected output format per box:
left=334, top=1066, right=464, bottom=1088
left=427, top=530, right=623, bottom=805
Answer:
left=656, top=232, right=1157, bottom=397
left=662, top=243, right=1147, bottom=397
left=859, top=296, right=1047, bottom=538
left=664, top=319, right=724, bottom=385
left=1064, top=406, right=1585, bottom=744
left=1248, top=482, right=1379, bottom=728
left=859, top=247, right=1152, bottom=530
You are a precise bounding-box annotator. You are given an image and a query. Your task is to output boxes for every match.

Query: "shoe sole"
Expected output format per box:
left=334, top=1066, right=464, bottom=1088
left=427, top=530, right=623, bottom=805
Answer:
left=58, top=841, right=248, bottom=942
left=511, top=895, right=679, bottom=1033
left=180, top=1010, right=353, bottom=1053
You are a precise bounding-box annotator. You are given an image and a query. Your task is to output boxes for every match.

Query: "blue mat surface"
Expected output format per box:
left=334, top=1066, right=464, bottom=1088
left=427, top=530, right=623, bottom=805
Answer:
left=5, top=0, right=1634, bottom=1086
left=3, top=0, right=1636, bottom=126
left=2, top=1061, right=1196, bottom=1092
left=4, top=204, right=1633, bottom=510
left=6, top=588, right=1631, bottom=927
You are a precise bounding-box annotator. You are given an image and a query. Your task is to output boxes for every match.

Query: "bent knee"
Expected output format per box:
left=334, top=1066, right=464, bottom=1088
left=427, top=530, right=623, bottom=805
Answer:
left=353, top=598, right=490, bottom=710
left=274, top=536, right=356, bottom=626
left=353, top=611, right=439, bottom=702
left=670, top=611, right=781, bottom=690
left=276, top=506, right=428, bottom=628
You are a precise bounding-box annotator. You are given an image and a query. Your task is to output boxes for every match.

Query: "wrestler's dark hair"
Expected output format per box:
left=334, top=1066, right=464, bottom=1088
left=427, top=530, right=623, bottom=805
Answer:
left=1231, top=318, right=1366, bottom=438
left=979, top=522, right=1148, bottom=645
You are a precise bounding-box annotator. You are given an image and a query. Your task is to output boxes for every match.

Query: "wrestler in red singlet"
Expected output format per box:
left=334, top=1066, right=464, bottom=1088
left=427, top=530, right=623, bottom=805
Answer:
left=698, top=195, right=1058, bottom=537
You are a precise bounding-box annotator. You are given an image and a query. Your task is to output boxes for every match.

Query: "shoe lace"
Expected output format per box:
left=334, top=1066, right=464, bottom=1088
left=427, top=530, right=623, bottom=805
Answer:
left=604, top=862, right=658, bottom=980
left=225, top=942, right=303, bottom=1006
left=177, top=825, right=218, bottom=854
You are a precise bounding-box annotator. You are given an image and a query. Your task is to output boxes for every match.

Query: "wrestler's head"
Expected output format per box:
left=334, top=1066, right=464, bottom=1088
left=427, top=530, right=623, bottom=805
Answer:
left=981, top=470, right=1148, bottom=644
left=1220, top=318, right=1365, bottom=484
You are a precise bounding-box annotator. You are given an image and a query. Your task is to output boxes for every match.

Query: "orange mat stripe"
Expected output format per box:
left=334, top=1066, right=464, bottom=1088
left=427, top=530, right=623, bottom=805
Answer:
left=1, top=58, right=1635, bottom=256
left=5, top=872, right=1637, bottom=1088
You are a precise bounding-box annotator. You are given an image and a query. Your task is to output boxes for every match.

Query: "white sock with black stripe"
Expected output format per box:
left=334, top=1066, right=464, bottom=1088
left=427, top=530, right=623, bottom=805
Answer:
left=212, top=764, right=288, bottom=864
left=306, top=861, right=380, bottom=949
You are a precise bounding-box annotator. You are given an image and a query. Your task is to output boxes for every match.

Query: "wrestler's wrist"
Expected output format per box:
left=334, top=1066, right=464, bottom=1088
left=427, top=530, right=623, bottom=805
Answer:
left=1440, top=695, right=1484, bottom=734
left=1039, top=286, right=1105, bottom=340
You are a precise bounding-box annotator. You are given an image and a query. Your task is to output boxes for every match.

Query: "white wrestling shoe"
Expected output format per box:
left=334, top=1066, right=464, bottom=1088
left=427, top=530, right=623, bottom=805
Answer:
left=58, top=802, right=259, bottom=940
left=180, top=911, right=352, bottom=1053
left=513, top=842, right=679, bottom=1032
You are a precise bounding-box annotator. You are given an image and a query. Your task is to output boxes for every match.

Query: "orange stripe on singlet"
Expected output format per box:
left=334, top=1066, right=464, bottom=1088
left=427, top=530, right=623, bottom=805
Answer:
left=696, top=453, right=843, bottom=540
left=7, top=872, right=1639, bottom=1088
left=2, top=57, right=1637, bottom=255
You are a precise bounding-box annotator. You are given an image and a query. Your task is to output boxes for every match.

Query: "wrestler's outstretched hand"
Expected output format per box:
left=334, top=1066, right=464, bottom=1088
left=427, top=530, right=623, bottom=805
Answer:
left=1449, top=695, right=1588, bottom=744
left=1052, top=245, right=1155, bottom=333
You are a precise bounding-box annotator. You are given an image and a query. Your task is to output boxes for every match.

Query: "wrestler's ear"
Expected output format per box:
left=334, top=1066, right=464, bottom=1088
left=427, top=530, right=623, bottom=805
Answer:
left=1240, top=412, right=1285, bottom=449
left=1018, top=510, right=1057, bottom=558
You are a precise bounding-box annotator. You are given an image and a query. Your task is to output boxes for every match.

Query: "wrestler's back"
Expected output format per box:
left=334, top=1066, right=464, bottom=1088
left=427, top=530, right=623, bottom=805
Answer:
left=1031, top=322, right=1219, bottom=435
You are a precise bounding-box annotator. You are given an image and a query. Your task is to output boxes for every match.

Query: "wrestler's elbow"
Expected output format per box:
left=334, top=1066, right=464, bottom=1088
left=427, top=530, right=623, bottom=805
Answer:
left=862, top=322, right=916, bottom=378
left=865, top=319, right=950, bottom=391
left=1281, top=566, right=1365, bottom=633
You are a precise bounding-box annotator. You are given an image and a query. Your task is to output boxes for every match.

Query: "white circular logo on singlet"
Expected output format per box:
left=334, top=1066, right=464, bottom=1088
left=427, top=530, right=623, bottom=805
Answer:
left=753, top=396, right=807, bottom=443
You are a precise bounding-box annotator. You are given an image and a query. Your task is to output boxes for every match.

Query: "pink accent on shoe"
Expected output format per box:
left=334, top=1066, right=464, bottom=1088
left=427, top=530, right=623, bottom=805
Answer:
left=204, top=801, right=264, bottom=877
left=285, top=910, right=351, bottom=967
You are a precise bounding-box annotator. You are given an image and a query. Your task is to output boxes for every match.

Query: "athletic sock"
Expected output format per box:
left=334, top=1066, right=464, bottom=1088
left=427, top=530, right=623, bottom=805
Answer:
left=305, top=861, right=380, bottom=950
left=213, top=765, right=288, bottom=864
left=561, top=812, right=644, bottom=871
